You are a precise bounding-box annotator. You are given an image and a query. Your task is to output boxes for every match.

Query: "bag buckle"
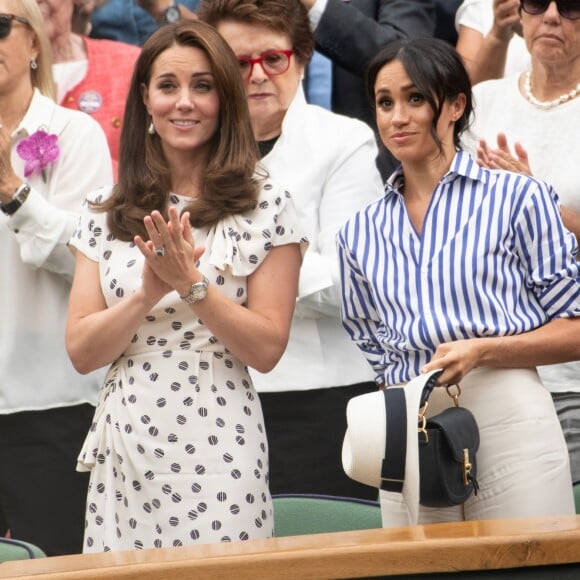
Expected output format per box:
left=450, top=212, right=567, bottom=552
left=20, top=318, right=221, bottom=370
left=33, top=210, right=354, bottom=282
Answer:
left=463, top=448, right=472, bottom=486
left=418, top=401, right=429, bottom=444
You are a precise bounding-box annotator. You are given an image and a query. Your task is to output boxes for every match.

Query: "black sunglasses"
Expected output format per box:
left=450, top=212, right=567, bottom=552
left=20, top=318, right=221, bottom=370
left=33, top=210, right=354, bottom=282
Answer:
left=0, top=13, right=30, bottom=40
left=520, top=0, right=580, bottom=19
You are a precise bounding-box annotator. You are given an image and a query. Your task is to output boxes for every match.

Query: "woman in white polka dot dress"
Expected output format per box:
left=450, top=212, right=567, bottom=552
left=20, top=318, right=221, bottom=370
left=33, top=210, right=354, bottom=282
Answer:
left=65, top=21, right=306, bottom=553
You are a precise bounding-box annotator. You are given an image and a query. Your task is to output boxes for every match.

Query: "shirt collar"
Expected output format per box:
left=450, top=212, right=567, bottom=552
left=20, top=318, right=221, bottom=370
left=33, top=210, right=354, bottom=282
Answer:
left=260, top=84, right=307, bottom=162
left=448, top=149, right=487, bottom=184
left=385, top=150, right=487, bottom=197
left=385, top=165, right=404, bottom=196
left=281, top=83, right=308, bottom=135
left=14, top=89, right=58, bottom=141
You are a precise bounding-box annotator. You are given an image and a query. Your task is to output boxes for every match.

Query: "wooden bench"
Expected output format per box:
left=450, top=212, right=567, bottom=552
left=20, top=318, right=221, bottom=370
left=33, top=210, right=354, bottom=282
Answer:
left=1, top=515, right=580, bottom=579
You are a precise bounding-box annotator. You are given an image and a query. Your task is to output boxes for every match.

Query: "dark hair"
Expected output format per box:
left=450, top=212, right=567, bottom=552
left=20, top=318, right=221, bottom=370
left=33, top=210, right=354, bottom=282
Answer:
left=366, top=37, right=473, bottom=152
left=96, top=20, right=260, bottom=242
left=197, top=0, right=314, bottom=66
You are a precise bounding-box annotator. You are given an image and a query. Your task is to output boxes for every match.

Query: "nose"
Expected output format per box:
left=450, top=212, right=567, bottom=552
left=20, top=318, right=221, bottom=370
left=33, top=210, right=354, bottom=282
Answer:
left=175, top=87, right=194, bottom=109
left=248, top=61, right=269, bottom=83
left=543, top=1, right=561, bottom=20
left=391, top=102, right=409, bottom=125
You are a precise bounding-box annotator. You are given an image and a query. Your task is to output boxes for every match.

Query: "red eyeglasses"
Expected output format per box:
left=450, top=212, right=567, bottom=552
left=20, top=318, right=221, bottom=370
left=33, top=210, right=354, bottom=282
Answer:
left=236, top=50, right=293, bottom=80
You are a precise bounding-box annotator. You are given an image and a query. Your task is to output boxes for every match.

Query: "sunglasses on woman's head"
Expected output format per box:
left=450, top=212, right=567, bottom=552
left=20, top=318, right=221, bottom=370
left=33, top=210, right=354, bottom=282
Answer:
left=0, top=13, right=30, bottom=39
left=520, top=0, right=580, bottom=19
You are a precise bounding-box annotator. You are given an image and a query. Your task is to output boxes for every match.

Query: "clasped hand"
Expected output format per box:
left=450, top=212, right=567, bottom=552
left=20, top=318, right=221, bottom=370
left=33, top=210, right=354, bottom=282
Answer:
left=421, top=337, right=487, bottom=386
left=134, top=207, right=205, bottom=303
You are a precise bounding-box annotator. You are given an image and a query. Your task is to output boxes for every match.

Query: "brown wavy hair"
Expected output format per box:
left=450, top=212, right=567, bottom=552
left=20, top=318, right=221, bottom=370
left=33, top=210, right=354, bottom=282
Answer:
left=197, top=0, right=314, bottom=67
left=95, top=20, right=261, bottom=241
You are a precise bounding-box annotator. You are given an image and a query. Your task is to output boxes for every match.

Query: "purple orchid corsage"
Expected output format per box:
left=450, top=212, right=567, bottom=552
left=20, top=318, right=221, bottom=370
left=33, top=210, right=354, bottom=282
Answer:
left=16, top=129, right=60, bottom=183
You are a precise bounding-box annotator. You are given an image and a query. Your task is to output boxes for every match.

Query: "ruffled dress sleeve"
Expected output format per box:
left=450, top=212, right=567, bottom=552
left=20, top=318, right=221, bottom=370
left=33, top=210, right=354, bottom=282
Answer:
left=68, top=186, right=112, bottom=261
left=203, top=178, right=308, bottom=277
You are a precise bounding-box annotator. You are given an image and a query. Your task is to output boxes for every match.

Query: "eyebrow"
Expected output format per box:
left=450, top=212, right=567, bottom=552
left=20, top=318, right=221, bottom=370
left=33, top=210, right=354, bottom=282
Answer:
left=154, top=71, right=214, bottom=81
left=376, top=81, right=417, bottom=93
left=237, top=48, right=289, bottom=57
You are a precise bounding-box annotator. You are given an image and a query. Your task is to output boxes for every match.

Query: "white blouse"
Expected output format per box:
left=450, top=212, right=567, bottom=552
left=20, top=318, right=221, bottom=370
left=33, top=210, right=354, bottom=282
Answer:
left=0, top=90, right=113, bottom=412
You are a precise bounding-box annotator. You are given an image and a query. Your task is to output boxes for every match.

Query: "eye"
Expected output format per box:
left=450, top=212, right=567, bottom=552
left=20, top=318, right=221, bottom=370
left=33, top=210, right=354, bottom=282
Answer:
left=409, top=92, right=425, bottom=105
left=158, top=81, right=176, bottom=91
left=238, top=59, right=251, bottom=71
left=194, top=80, right=212, bottom=92
left=263, top=53, right=283, bottom=66
left=376, top=96, right=393, bottom=110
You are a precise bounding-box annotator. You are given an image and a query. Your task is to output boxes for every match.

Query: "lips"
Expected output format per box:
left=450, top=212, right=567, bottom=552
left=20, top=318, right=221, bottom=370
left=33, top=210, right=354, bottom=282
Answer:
left=535, top=33, right=563, bottom=43
left=248, top=93, right=272, bottom=100
left=171, top=120, right=199, bottom=127
left=390, top=132, right=416, bottom=143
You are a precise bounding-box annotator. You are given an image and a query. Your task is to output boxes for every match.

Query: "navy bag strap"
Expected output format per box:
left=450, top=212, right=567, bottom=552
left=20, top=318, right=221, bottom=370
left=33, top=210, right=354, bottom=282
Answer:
left=379, top=371, right=442, bottom=492
left=380, top=388, right=406, bottom=492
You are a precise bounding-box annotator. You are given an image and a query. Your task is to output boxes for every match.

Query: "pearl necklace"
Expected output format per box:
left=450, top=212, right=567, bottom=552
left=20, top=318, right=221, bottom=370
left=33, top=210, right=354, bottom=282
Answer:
left=524, top=71, right=580, bottom=110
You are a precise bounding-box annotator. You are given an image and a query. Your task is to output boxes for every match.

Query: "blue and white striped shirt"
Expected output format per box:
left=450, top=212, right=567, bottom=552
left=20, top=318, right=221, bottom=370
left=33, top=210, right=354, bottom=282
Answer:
left=338, top=151, right=580, bottom=386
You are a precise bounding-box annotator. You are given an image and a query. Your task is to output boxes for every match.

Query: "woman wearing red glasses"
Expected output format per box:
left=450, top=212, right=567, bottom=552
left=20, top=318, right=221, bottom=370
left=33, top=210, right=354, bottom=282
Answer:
left=198, top=0, right=384, bottom=501
left=464, top=0, right=580, bottom=484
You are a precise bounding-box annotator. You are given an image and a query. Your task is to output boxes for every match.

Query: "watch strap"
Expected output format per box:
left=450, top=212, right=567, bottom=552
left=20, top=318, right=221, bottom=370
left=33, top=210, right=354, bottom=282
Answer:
left=1, top=183, right=31, bottom=216
left=180, top=276, right=209, bottom=304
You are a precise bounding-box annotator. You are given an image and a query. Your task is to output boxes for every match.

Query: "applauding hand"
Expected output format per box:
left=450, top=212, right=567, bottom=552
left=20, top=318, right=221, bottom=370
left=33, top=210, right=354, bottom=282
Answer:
left=134, top=207, right=205, bottom=302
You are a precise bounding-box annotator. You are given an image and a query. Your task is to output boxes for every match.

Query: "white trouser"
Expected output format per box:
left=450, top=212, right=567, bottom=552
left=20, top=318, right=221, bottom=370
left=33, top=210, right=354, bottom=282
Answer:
left=380, top=367, right=575, bottom=526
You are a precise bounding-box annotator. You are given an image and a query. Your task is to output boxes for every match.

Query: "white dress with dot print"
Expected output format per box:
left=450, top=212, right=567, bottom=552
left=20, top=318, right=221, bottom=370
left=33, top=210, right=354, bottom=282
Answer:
left=70, top=180, right=306, bottom=553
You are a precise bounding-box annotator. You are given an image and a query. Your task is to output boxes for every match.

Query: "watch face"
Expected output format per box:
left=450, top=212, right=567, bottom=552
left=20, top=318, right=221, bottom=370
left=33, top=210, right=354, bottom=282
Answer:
left=191, top=284, right=207, bottom=301
left=182, top=277, right=209, bottom=304
left=164, top=5, right=181, bottom=23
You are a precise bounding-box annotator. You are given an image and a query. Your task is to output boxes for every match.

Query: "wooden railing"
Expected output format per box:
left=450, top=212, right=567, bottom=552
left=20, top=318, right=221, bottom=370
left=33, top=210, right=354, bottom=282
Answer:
left=1, top=515, right=580, bottom=579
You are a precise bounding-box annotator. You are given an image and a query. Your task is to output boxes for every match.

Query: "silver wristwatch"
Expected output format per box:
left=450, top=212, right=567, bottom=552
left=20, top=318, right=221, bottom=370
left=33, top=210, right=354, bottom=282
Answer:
left=161, top=1, right=181, bottom=23
left=179, top=276, right=209, bottom=304
left=1, top=182, right=31, bottom=216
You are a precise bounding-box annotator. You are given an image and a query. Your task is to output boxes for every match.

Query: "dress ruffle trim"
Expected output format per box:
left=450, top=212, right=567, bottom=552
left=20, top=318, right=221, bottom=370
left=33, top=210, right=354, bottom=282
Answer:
left=202, top=181, right=307, bottom=277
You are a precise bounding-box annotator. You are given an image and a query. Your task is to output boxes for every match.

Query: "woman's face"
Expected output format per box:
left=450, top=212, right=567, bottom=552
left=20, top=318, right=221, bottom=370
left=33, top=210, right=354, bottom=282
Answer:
left=373, top=60, right=464, bottom=166
left=0, top=0, right=38, bottom=94
left=142, top=44, right=220, bottom=165
left=521, top=1, right=580, bottom=65
left=35, top=0, right=73, bottom=42
left=215, top=21, right=305, bottom=138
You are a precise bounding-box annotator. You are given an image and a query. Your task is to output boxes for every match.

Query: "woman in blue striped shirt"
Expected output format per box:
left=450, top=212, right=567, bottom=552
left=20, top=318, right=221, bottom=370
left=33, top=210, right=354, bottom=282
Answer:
left=338, top=37, right=580, bottom=525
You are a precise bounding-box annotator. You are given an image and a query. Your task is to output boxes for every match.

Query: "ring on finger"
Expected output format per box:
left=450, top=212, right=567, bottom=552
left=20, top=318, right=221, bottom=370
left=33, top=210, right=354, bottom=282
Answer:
left=154, top=245, right=165, bottom=257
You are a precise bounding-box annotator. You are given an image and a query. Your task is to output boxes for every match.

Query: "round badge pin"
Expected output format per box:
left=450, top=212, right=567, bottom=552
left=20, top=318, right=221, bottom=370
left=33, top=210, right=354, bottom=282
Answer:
left=78, top=90, right=103, bottom=114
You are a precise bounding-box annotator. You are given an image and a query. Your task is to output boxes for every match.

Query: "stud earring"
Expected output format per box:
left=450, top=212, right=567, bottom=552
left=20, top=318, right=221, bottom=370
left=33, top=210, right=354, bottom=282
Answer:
left=30, top=59, right=38, bottom=70
left=148, top=121, right=155, bottom=135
